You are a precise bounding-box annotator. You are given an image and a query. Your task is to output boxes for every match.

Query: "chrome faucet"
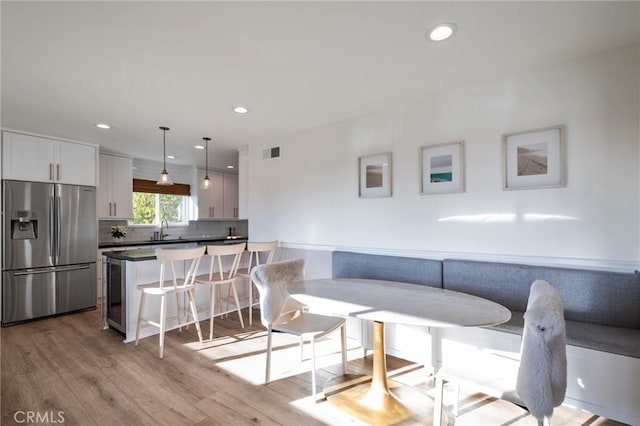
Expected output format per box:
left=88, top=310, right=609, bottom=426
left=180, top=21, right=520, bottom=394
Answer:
left=160, top=218, right=169, bottom=240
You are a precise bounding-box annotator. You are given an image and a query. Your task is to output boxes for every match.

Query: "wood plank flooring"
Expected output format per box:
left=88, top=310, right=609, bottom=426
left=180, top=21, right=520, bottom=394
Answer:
left=1, top=309, right=627, bottom=425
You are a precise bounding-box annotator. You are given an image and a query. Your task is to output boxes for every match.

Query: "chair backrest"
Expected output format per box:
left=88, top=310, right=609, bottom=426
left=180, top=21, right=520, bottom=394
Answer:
left=244, top=241, right=278, bottom=274
left=156, top=246, right=206, bottom=290
left=205, top=243, right=246, bottom=282
left=250, top=259, right=305, bottom=328
left=516, top=279, right=567, bottom=421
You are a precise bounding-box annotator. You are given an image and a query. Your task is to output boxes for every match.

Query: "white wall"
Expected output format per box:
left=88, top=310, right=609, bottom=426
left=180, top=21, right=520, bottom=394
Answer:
left=247, top=44, right=640, bottom=270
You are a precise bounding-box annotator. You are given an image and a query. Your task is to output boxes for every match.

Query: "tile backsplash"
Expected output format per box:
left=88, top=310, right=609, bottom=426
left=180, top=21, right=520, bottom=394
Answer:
left=99, top=219, right=248, bottom=243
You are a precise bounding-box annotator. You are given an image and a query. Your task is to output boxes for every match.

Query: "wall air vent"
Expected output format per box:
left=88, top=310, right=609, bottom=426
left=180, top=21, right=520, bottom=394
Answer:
left=262, top=146, right=281, bottom=160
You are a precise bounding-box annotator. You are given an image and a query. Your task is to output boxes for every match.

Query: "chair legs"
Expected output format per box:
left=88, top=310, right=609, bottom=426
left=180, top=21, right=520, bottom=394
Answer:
left=265, top=322, right=348, bottom=403
left=135, top=289, right=202, bottom=359
left=187, top=289, right=203, bottom=344
left=265, top=327, right=273, bottom=384
left=248, top=279, right=259, bottom=326
left=230, top=282, right=245, bottom=328
left=209, top=285, right=216, bottom=341
left=206, top=282, right=245, bottom=341
left=158, top=294, right=167, bottom=359
left=433, top=375, right=445, bottom=426
left=134, top=292, right=146, bottom=346
left=340, top=323, right=347, bottom=375
left=311, top=336, right=318, bottom=401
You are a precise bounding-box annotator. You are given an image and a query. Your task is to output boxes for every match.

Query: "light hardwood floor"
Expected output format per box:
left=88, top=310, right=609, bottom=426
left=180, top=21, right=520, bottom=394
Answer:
left=1, top=308, right=627, bottom=426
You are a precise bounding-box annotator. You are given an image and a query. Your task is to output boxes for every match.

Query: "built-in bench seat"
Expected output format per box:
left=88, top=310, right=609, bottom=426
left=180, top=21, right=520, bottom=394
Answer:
left=331, top=250, right=640, bottom=425
left=443, top=259, right=640, bottom=359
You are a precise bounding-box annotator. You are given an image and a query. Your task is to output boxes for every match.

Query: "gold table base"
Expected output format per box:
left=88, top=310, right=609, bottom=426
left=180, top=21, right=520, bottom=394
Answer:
left=324, top=321, right=445, bottom=425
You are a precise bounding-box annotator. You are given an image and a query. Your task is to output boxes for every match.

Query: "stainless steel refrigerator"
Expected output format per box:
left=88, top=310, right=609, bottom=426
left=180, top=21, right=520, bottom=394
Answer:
left=2, top=180, right=97, bottom=325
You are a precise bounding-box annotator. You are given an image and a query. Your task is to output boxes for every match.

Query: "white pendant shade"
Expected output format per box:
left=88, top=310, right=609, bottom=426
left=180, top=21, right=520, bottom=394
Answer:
left=157, top=169, right=173, bottom=186
left=157, top=126, right=174, bottom=186
left=201, top=136, right=212, bottom=189
left=200, top=175, right=210, bottom=189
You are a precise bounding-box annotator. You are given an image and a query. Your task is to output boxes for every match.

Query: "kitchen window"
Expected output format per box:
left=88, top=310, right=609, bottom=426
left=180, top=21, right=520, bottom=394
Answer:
left=130, top=179, right=190, bottom=226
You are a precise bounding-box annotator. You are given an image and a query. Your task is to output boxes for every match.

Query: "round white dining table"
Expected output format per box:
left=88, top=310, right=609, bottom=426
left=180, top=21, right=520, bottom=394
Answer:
left=288, top=278, right=512, bottom=425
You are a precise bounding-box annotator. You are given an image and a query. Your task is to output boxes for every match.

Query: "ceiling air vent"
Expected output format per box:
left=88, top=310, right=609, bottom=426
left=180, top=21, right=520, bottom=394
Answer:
left=262, top=146, right=280, bottom=160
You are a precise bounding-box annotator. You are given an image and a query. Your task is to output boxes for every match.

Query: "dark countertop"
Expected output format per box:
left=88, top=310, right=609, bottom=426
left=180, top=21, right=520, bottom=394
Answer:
left=99, top=235, right=247, bottom=249
left=104, top=248, right=159, bottom=261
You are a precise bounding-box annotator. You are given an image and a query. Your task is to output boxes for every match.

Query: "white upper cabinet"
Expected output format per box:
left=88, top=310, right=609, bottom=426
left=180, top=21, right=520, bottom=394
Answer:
left=197, top=170, right=224, bottom=219
left=223, top=173, right=239, bottom=219
left=2, top=131, right=97, bottom=186
left=197, top=170, right=238, bottom=220
left=98, top=153, right=133, bottom=219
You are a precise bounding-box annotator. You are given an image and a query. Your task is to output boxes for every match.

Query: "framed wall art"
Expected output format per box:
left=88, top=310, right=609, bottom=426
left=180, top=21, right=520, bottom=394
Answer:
left=358, top=152, right=392, bottom=198
left=503, top=125, right=565, bottom=190
left=420, top=141, right=465, bottom=195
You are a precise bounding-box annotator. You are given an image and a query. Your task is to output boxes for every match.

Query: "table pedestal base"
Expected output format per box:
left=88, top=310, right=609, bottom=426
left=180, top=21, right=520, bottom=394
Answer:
left=323, top=321, right=444, bottom=425
left=324, top=374, right=442, bottom=425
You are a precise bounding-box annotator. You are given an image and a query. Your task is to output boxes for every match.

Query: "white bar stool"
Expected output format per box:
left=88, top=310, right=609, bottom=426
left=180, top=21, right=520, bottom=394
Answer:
left=195, top=242, right=246, bottom=340
left=134, top=246, right=205, bottom=359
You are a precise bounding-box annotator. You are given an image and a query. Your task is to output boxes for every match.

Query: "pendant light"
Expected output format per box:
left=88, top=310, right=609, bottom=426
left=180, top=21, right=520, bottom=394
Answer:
left=201, top=137, right=212, bottom=189
left=156, top=126, right=173, bottom=186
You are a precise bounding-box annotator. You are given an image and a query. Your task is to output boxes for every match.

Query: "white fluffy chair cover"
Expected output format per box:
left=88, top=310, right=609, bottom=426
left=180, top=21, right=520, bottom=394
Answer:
left=516, top=279, right=567, bottom=421
left=251, top=259, right=305, bottom=328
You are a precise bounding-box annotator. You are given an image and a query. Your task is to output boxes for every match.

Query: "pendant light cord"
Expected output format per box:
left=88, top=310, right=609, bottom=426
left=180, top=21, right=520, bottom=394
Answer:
left=203, top=137, right=211, bottom=178
left=159, top=126, right=170, bottom=172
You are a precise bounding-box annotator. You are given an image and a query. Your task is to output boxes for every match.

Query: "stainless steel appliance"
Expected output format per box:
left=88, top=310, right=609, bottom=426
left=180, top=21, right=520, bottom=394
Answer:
left=2, top=180, right=97, bottom=325
left=105, top=256, right=125, bottom=333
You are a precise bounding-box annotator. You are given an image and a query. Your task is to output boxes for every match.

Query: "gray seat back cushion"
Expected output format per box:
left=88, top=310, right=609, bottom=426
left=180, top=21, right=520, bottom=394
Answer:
left=443, top=259, right=640, bottom=329
left=332, top=251, right=443, bottom=288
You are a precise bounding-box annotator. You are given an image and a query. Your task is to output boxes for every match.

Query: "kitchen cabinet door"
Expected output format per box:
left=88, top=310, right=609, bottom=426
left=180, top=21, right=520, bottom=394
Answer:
left=197, top=170, right=223, bottom=219
left=2, top=131, right=97, bottom=186
left=57, top=141, right=97, bottom=186
left=2, top=132, right=56, bottom=183
left=223, top=173, right=239, bottom=219
left=98, top=153, right=132, bottom=219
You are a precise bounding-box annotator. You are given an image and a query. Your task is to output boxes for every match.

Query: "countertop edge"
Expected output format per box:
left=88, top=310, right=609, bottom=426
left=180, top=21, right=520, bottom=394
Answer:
left=99, top=236, right=247, bottom=249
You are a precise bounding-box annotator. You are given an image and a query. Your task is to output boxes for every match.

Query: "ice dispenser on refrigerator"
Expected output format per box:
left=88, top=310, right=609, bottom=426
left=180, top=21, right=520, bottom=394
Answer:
left=10, top=210, right=38, bottom=240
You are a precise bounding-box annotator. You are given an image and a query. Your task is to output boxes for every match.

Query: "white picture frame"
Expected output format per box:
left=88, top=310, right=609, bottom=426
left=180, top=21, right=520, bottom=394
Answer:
left=359, top=152, right=392, bottom=198
left=503, top=125, right=565, bottom=190
left=420, top=141, right=465, bottom=195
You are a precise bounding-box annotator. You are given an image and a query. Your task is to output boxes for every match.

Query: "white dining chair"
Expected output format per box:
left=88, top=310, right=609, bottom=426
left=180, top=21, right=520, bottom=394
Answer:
left=237, top=241, right=278, bottom=325
left=251, top=258, right=347, bottom=402
left=433, top=279, right=566, bottom=426
left=195, top=242, right=246, bottom=340
left=134, top=246, right=205, bottom=359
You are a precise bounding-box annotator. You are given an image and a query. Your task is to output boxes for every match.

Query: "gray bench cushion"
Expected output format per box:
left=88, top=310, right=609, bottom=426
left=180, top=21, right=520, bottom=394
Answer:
left=488, top=311, right=640, bottom=358
left=332, top=251, right=442, bottom=288
left=443, top=259, right=640, bottom=329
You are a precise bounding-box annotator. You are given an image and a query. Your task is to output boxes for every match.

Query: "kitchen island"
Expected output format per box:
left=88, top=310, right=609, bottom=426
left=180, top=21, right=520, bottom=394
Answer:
left=103, top=241, right=250, bottom=343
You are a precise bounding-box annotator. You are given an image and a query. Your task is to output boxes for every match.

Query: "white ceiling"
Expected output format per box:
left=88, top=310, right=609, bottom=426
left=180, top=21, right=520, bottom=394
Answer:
left=2, top=1, right=638, bottom=170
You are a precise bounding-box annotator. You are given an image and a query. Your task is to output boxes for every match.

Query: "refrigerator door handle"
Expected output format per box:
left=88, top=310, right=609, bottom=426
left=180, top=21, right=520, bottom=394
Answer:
left=55, top=195, right=61, bottom=262
left=12, top=264, right=92, bottom=276
left=49, top=196, right=56, bottom=263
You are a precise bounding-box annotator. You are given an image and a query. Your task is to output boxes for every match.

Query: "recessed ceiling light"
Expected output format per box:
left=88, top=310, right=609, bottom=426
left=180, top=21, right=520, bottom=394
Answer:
left=96, top=123, right=111, bottom=129
left=232, top=106, right=249, bottom=114
left=166, top=155, right=176, bottom=159
left=194, top=145, right=205, bottom=150
left=427, top=23, right=457, bottom=41
left=226, top=165, right=235, bottom=169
